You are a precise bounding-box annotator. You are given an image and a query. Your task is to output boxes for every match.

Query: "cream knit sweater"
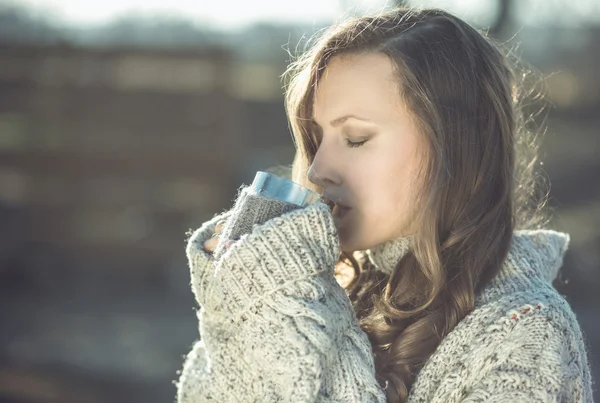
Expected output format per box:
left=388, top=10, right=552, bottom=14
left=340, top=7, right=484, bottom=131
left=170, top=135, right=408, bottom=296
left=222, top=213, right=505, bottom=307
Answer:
left=176, top=190, right=594, bottom=402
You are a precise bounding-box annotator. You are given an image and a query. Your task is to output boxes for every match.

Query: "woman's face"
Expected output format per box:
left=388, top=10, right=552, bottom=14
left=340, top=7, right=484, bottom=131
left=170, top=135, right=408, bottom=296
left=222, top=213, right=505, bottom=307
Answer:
left=308, top=52, right=426, bottom=252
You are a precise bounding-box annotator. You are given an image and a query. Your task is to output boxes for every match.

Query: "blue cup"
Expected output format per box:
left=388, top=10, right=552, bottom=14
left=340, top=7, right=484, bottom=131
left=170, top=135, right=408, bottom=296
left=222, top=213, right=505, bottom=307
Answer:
left=213, top=172, right=323, bottom=259
left=250, top=171, right=321, bottom=207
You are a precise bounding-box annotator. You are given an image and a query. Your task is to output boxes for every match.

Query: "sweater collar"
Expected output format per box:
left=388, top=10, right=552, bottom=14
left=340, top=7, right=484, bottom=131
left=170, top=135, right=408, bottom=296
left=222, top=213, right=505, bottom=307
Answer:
left=362, top=229, right=569, bottom=297
left=364, top=235, right=412, bottom=274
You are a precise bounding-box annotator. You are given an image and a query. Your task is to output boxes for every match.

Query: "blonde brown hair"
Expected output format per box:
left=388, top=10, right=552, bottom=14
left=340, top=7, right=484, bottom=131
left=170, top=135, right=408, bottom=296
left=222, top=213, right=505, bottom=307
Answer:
left=283, top=7, right=550, bottom=402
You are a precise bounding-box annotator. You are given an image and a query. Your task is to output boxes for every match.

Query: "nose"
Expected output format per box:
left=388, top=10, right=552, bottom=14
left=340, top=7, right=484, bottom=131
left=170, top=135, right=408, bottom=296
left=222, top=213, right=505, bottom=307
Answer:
left=307, top=147, right=342, bottom=188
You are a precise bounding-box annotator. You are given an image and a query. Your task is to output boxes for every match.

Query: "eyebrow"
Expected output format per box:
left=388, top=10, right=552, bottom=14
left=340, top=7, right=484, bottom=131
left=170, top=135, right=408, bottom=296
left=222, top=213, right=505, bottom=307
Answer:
left=311, top=114, right=373, bottom=128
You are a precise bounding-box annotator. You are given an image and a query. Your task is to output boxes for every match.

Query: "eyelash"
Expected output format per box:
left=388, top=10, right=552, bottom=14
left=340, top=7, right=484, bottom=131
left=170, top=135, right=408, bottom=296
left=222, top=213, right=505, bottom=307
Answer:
left=345, top=138, right=368, bottom=148
left=311, top=124, right=368, bottom=148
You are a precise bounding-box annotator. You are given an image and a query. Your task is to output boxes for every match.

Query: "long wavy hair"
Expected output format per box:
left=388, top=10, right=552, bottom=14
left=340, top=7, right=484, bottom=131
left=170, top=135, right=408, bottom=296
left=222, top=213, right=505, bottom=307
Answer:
left=282, top=7, right=551, bottom=402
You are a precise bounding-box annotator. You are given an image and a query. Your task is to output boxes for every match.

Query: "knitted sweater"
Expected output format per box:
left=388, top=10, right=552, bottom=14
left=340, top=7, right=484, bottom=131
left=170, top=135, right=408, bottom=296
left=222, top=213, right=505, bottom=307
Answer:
left=176, top=190, right=594, bottom=402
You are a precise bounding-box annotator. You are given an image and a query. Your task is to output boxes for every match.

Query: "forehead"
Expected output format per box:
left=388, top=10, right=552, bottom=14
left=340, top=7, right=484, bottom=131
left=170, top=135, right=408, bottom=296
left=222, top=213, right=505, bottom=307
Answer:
left=312, top=53, right=402, bottom=121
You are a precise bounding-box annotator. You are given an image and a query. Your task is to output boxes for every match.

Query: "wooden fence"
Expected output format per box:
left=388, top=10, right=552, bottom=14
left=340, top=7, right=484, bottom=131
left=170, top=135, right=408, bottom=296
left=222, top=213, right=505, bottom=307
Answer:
left=0, top=44, right=245, bottom=278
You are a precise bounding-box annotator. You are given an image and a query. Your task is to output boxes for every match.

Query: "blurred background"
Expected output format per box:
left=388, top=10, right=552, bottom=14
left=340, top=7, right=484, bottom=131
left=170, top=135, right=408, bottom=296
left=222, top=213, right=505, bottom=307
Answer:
left=0, top=0, right=598, bottom=401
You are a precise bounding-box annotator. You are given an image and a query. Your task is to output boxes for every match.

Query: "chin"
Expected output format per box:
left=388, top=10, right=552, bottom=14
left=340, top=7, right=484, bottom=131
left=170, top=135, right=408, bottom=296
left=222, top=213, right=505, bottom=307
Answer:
left=339, top=228, right=395, bottom=253
left=337, top=217, right=386, bottom=253
left=339, top=234, right=369, bottom=253
left=337, top=232, right=355, bottom=253
left=337, top=221, right=370, bottom=252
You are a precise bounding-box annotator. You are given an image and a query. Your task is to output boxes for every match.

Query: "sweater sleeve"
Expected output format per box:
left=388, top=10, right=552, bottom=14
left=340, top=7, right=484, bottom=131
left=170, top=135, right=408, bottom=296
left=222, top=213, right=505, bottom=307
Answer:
left=460, top=313, right=591, bottom=403
left=183, top=209, right=233, bottom=309
left=177, top=201, right=386, bottom=403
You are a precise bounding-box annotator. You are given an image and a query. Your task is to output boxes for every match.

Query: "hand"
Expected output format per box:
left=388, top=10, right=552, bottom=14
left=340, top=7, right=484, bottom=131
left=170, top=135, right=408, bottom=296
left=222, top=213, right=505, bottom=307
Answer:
left=202, top=202, right=340, bottom=316
left=203, top=220, right=233, bottom=254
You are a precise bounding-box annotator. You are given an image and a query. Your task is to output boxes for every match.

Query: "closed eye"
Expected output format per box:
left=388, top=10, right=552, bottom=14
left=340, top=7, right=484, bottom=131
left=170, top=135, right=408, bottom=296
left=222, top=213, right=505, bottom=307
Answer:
left=345, top=138, right=368, bottom=148
left=310, top=119, right=370, bottom=148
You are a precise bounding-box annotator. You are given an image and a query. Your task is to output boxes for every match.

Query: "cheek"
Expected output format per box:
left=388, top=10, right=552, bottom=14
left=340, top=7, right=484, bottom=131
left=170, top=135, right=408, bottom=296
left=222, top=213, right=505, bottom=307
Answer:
left=367, top=179, right=408, bottom=229
left=359, top=152, right=416, bottom=233
left=337, top=138, right=423, bottom=250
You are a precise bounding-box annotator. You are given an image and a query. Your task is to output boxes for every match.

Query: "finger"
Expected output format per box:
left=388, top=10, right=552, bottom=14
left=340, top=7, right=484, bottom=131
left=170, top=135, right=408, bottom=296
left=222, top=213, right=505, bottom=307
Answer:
left=214, top=220, right=226, bottom=235
left=203, top=236, right=219, bottom=253
left=225, top=240, right=233, bottom=249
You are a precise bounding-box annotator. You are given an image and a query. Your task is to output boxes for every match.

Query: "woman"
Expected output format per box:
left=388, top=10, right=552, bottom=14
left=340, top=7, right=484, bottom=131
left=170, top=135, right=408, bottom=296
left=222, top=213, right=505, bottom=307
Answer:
left=176, top=7, right=593, bottom=403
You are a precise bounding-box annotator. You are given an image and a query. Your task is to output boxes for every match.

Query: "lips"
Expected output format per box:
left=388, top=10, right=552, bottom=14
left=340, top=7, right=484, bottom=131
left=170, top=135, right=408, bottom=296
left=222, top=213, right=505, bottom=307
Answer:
left=332, top=203, right=351, bottom=217
left=321, top=196, right=351, bottom=212
left=321, top=197, right=336, bottom=210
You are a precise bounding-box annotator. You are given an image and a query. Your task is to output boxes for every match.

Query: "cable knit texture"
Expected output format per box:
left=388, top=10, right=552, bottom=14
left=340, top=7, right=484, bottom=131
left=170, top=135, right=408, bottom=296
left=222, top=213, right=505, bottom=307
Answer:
left=176, top=192, right=594, bottom=403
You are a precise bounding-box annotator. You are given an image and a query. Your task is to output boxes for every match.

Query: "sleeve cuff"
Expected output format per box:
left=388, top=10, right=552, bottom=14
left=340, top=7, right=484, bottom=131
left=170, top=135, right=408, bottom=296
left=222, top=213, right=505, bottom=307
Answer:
left=185, top=210, right=233, bottom=307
